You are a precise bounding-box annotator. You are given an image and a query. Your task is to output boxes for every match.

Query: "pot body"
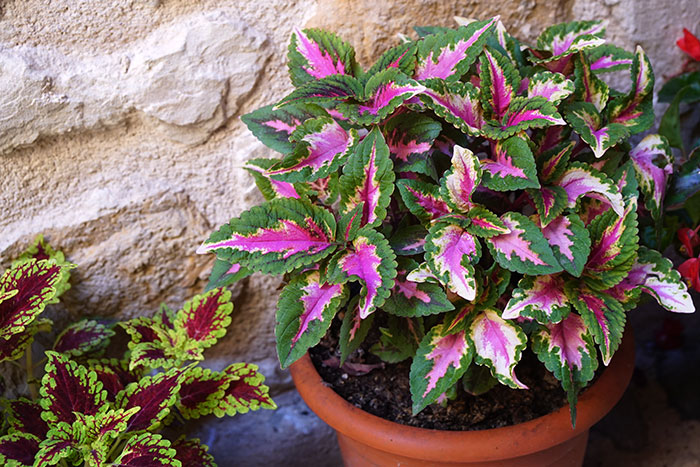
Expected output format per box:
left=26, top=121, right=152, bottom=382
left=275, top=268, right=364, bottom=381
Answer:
left=289, top=331, right=634, bottom=467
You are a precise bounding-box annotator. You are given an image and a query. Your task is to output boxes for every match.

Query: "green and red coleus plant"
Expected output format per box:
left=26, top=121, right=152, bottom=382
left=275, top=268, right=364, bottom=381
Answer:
left=0, top=236, right=275, bottom=466
left=198, top=18, right=696, bottom=423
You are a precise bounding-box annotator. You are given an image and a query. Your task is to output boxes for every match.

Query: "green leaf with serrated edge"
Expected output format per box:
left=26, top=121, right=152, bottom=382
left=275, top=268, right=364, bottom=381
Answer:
left=629, top=134, right=673, bottom=222
left=240, top=103, right=329, bottom=154
left=215, top=362, right=276, bottom=416
left=389, top=224, right=428, bottom=256
left=176, top=367, right=228, bottom=419
left=568, top=286, right=624, bottom=366
left=0, top=432, right=40, bottom=467
left=366, top=41, right=417, bottom=77
left=85, top=358, right=143, bottom=402
left=479, top=47, right=519, bottom=120
left=52, top=319, right=115, bottom=358
left=413, top=26, right=452, bottom=38
left=171, top=437, right=216, bottom=467
left=528, top=71, right=574, bottom=105
left=173, top=288, right=234, bottom=357
left=382, top=112, right=441, bottom=173
left=470, top=309, right=527, bottom=389
left=275, top=74, right=363, bottom=109
left=613, top=160, right=639, bottom=204
left=532, top=313, right=598, bottom=426
left=414, top=18, right=497, bottom=82
left=13, top=235, right=71, bottom=304
left=607, top=46, right=655, bottom=134
left=410, top=323, right=473, bottom=414
left=307, top=172, right=341, bottom=206
left=338, top=127, right=395, bottom=228
left=573, top=53, right=609, bottom=112
left=419, top=79, right=483, bottom=136
left=482, top=97, right=566, bottom=140
left=503, top=274, right=570, bottom=324
left=534, top=21, right=606, bottom=63
left=287, top=28, right=358, bottom=87
left=564, top=102, right=629, bottom=159
left=538, top=141, right=575, bottom=183
left=114, top=433, right=181, bottom=467
left=633, top=247, right=695, bottom=313
left=529, top=186, right=567, bottom=227
left=396, top=179, right=449, bottom=226
left=586, top=44, right=634, bottom=73
left=461, top=363, right=498, bottom=396
left=371, top=315, right=423, bottom=363
left=485, top=212, right=562, bottom=275
left=197, top=197, right=337, bottom=275
left=205, top=259, right=252, bottom=292
left=556, top=162, right=624, bottom=217
left=0, top=318, right=50, bottom=364
left=326, top=228, right=397, bottom=319
left=541, top=213, right=591, bottom=277
left=465, top=206, right=509, bottom=237
left=34, top=423, right=74, bottom=467
left=535, top=125, right=572, bottom=156
left=339, top=299, right=375, bottom=365
left=276, top=270, right=348, bottom=368
left=425, top=217, right=481, bottom=301
left=439, top=145, right=481, bottom=213
left=337, top=203, right=364, bottom=243
left=382, top=258, right=454, bottom=318
left=480, top=135, right=539, bottom=191
left=39, top=352, right=108, bottom=425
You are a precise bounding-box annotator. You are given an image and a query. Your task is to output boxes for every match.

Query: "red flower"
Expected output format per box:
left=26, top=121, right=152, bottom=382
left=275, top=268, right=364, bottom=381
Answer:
left=677, top=28, right=700, bottom=61
left=678, top=225, right=700, bottom=257
left=679, top=256, right=700, bottom=292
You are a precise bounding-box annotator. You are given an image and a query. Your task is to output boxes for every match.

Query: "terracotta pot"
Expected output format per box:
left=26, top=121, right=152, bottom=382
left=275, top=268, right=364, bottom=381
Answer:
left=289, top=331, right=634, bottom=467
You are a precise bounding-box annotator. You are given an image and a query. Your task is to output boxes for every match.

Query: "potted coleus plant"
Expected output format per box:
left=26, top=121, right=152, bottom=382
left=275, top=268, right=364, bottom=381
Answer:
left=198, top=17, right=696, bottom=465
left=0, top=236, right=275, bottom=466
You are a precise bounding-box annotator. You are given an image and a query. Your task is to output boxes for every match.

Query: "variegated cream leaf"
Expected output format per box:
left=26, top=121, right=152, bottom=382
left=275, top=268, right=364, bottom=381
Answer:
left=528, top=71, right=574, bottom=105
left=439, top=145, right=482, bottom=212
left=607, top=46, right=655, bottom=134
left=629, top=134, right=673, bottom=221
left=503, top=274, right=570, bottom=324
left=555, top=162, right=624, bottom=216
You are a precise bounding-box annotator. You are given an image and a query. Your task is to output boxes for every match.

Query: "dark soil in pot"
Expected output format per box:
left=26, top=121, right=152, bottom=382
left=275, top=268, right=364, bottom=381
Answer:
left=309, top=316, right=571, bottom=431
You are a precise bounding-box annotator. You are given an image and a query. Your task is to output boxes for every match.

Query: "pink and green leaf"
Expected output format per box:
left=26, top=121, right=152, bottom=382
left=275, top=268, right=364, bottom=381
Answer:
left=382, top=112, right=441, bottom=173
left=482, top=97, right=566, bottom=140
left=396, top=179, right=450, bottom=226
left=215, top=362, right=276, bottom=416
left=288, top=28, right=357, bottom=86
left=629, top=134, right=673, bottom=221
left=503, top=274, right=570, bottom=324
left=240, top=103, right=328, bottom=154
left=607, top=46, right=655, bottom=134
left=197, top=197, right=337, bottom=275
left=485, top=212, right=562, bottom=275
left=541, top=213, right=591, bottom=277
left=439, top=145, right=482, bottom=213
left=420, top=79, right=483, bottom=136
left=275, top=74, right=363, bottom=108
left=634, top=247, right=695, bottom=313
left=569, top=288, right=624, bottom=365
left=480, top=136, right=540, bottom=191
left=114, top=433, right=180, bottom=467
left=0, top=432, right=40, bottom=467
left=538, top=141, right=575, bottom=182
left=470, top=309, right=527, bottom=389
left=555, top=162, right=624, bottom=216
left=276, top=270, right=348, bottom=368
left=528, top=72, right=574, bottom=105
left=367, top=42, right=417, bottom=77
left=573, top=54, right=609, bottom=112
left=389, top=224, right=429, bottom=256
left=381, top=258, right=454, bottom=318
left=172, top=437, right=216, bottom=467
left=586, top=44, right=634, bottom=73
left=564, top=102, right=629, bottom=159
left=479, top=48, right=519, bottom=120
left=173, top=288, right=233, bottom=351
left=466, top=206, right=510, bottom=237
left=52, top=319, right=115, bottom=358
left=530, top=186, right=568, bottom=226
left=534, top=21, right=606, bottom=61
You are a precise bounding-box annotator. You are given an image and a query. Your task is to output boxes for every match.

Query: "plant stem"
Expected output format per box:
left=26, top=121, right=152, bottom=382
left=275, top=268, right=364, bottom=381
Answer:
left=25, top=345, right=37, bottom=400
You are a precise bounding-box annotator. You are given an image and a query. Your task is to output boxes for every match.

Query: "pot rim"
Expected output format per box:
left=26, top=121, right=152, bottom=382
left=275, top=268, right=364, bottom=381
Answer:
left=289, top=330, right=634, bottom=463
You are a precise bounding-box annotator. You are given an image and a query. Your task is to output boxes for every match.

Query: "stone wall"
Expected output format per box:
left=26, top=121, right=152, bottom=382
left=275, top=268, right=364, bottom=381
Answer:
left=1, top=1, right=698, bottom=464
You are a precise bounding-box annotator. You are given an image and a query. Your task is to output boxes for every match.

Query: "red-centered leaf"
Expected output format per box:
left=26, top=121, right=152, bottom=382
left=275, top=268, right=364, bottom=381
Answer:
left=530, top=186, right=568, bottom=226
left=586, top=44, right=634, bottom=73
left=414, top=17, right=497, bottom=81
left=197, top=197, right=337, bottom=275
left=176, top=367, right=229, bottom=419
left=480, top=136, right=539, bottom=191
left=39, top=352, right=107, bottom=425
left=216, top=363, right=276, bottom=416
left=267, top=117, right=358, bottom=183
left=410, top=324, right=473, bottom=414
left=396, top=179, right=450, bottom=226
left=629, top=134, right=673, bottom=221
left=245, top=159, right=301, bottom=201
left=0, top=259, right=61, bottom=339
left=539, top=141, right=575, bottom=182
left=13, top=235, right=72, bottom=305
left=6, top=398, right=49, bottom=439
left=116, top=367, right=186, bottom=432
left=275, top=74, right=363, bottom=109
left=382, top=258, right=454, bottom=318
left=503, top=274, right=570, bottom=324
left=339, top=127, right=395, bottom=227
left=172, top=437, right=215, bottom=467
left=470, top=309, right=528, bottom=389
left=439, top=145, right=481, bottom=213
left=53, top=319, right=115, bottom=358
left=327, top=228, right=397, bottom=319
left=482, top=97, right=566, bottom=140
left=33, top=423, right=75, bottom=467
left=608, top=46, right=655, bottom=134
left=120, top=316, right=161, bottom=345
left=564, top=102, right=630, bottom=159
left=466, top=206, right=510, bottom=238
left=633, top=247, right=695, bottom=313
left=174, top=288, right=233, bottom=350
left=573, top=53, right=609, bottom=112
left=87, top=359, right=142, bottom=402
left=0, top=432, right=39, bottom=467
left=288, top=28, right=357, bottom=86
left=425, top=218, right=480, bottom=301
left=114, top=433, right=180, bottom=467
left=528, top=72, right=574, bottom=105
left=240, top=103, right=328, bottom=154
left=479, top=47, right=518, bottom=120
left=276, top=270, right=348, bottom=367
left=555, top=162, right=624, bottom=217
left=541, top=213, right=591, bottom=277
left=420, top=79, right=483, bottom=136
left=0, top=318, right=48, bottom=363
left=570, top=288, right=625, bottom=365
left=128, top=342, right=172, bottom=370
left=485, top=212, right=561, bottom=275
left=94, top=407, right=140, bottom=442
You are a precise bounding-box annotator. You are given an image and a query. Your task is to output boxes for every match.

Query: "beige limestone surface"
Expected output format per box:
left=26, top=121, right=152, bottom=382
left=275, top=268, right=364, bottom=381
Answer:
left=1, top=0, right=699, bottom=463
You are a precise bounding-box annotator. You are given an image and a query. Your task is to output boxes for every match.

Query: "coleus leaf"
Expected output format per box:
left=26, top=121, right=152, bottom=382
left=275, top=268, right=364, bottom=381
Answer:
left=482, top=97, right=566, bottom=140
left=541, top=213, right=591, bottom=277
left=205, top=258, right=252, bottom=292
left=410, top=323, right=473, bottom=414
left=629, top=134, right=673, bottom=222
left=382, top=112, right=441, bottom=172
left=266, top=117, right=358, bottom=183
left=586, top=44, right=634, bottom=73
left=503, top=274, right=570, bottom=324
left=465, top=206, right=509, bottom=237
left=34, top=423, right=74, bottom=467
left=0, top=432, right=40, bottom=467
left=634, top=247, right=695, bottom=313
left=439, top=145, right=481, bottom=212
left=176, top=367, right=229, bottom=419
left=573, top=53, right=609, bottom=112
left=0, top=259, right=62, bottom=339
left=479, top=47, right=519, bottom=120
left=247, top=159, right=302, bottom=200
left=461, top=363, right=498, bottom=396
left=240, top=103, right=328, bottom=154
left=532, top=313, right=598, bottom=425
left=419, top=79, right=483, bottom=136
left=555, top=162, right=624, bottom=216
left=389, top=224, right=428, bottom=256
left=382, top=258, right=454, bottom=317
left=53, top=319, right=115, bottom=358
left=564, top=102, right=629, bottom=159
left=607, top=46, right=655, bottom=134
left=276, top=270, right=348, bottom=368
left=288, top=28, right=357, bottom=87
left=396, top=179, right=450, bottom=225
left=480, top=136, right=539, bottom=191
left=87, top=358, right=141, bottom=402
left=569, top=287, right=624, bottom=365
left=275, top=74, right=363, bottom=108
left=538, top=141, right=575, bottom=183
left=197, top=197, right=337, bottom=274
left=171, top=437, right=216, bottom=467
left=5, top=398, right=49, bottom=439
left=114, top=433, right=181, bottom=467
left=327, top=228, right=397, bottom=319
left=339, top=127, right=395, bottom=227
left=470, top=309, right=528, bottom=389
left=339, top=299, right=375, bottom=365
left=39, top=352, right=108, bottom=425
left=485, top=212, right=562, bottom=275
left=414, top=17, right=498, bottom=81
left=530, top=186, right=568, bottom=226
left=13, top=234, right=71, bottom=304
left=534, top=20, right=606, bottom=63
left=425, top=218, right=480, bottom=301
left=371, top=315, right=423, bottom=363
left=173, top=288, right=234, bottom=352
left=528, top=71, right=574, bottom=105
left=215, top=362, right=276, bottom=416
left=0, top=318, right=50, bottom=364
left=366, top=42, right=417, bottom=77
